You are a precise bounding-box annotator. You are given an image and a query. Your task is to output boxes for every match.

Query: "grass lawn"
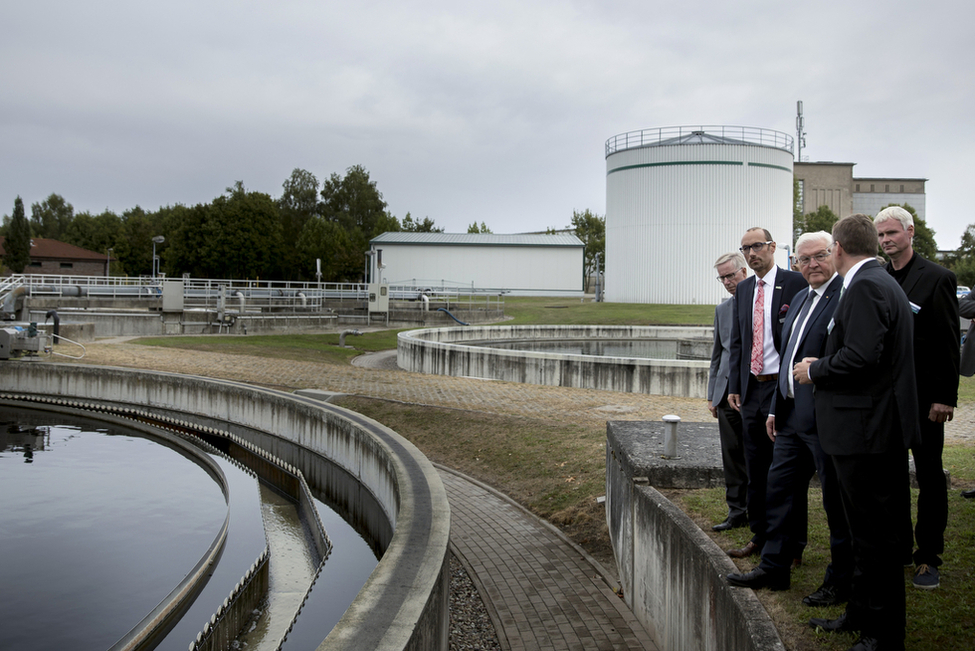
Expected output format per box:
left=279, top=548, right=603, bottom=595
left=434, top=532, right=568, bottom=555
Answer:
left=128, top=298, right=975, bottom=651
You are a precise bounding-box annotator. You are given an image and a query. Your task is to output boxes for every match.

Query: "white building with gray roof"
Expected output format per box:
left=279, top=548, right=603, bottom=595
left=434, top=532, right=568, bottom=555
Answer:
left=368, top=232, right=584, bottom=296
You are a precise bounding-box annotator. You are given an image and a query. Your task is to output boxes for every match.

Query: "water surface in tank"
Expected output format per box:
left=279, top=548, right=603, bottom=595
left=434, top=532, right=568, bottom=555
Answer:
left=0, top=407, right=378, bottom=651
left=476, top=338, right=709, bottom=360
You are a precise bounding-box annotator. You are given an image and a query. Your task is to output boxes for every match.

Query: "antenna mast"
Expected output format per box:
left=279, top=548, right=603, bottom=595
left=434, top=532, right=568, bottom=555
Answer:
left=796, top=100, right=807, bottom=161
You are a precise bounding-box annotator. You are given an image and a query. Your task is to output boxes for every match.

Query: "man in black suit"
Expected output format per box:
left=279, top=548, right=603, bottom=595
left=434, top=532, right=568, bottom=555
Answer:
left=725, top=232, right=852, bottom=606
left=727, top=227, right=807, bottom=558
left=795, top=214, right=917, bottom=651
left=875, top=206, right=959, bottom=590
left=707, top=252, right=750, bottom=531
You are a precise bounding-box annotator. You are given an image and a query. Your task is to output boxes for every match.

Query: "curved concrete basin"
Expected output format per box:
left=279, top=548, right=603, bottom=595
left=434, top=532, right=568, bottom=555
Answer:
left=0, top=363, right=450, bottom=651
left=398, top=325, right=712, bottom=398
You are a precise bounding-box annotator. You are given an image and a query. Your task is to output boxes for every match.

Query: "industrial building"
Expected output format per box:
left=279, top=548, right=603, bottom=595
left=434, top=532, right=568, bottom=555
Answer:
left=793, top=161, right=926, bottom=222
left=603, top=126, right=795, bottom=305
left=367, top=232, right=584, bottom=296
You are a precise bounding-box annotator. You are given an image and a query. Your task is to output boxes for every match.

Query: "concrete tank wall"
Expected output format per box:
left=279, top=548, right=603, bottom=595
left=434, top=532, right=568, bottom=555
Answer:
left=398, top=325, right=712, bottom=398
left=0, top=363, right=450, bottom=651
left=606, top=422, right=785, bottom=651
left=605, top=127, right=794, bottom=305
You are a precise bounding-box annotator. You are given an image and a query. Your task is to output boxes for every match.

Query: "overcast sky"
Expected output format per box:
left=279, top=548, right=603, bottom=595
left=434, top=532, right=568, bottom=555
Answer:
left=2, top=1, right=972, bottom=248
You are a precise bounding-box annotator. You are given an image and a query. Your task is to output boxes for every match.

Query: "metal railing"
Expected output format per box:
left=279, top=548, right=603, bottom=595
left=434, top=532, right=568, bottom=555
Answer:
left=4, top=274, right=506, bottom=313
left=605, top=125, right=794, bottom=157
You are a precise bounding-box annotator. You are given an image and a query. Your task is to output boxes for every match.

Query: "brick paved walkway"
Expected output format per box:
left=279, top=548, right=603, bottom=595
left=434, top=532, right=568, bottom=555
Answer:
left=441, top=467, right=656, bottom=650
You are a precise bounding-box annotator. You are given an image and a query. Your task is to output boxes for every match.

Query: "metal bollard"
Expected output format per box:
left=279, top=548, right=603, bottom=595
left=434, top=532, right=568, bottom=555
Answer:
left=662, top=414, right=681, bottom=459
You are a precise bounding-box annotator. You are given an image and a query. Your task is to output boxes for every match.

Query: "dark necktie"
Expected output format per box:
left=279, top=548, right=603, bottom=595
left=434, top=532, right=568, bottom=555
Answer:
left=780, top=289, right=815, bottom=398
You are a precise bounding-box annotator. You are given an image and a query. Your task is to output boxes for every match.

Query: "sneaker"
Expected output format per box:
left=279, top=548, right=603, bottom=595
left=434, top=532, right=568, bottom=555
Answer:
left=913, top=564, right=940, bottom=590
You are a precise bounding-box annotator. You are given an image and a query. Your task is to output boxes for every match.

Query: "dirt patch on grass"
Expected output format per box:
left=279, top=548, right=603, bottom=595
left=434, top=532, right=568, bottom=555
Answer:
left=333, top=395, right=618, bottom=571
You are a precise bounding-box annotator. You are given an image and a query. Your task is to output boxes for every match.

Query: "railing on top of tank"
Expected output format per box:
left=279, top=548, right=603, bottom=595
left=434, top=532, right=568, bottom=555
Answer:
left=605, top=125, right=794, bottom=157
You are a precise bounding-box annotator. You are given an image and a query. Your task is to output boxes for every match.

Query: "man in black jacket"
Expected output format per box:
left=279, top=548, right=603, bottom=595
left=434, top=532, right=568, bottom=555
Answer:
left=796, top=213, right=917, bottom=651
left=875, top=206, right=959, bottom=590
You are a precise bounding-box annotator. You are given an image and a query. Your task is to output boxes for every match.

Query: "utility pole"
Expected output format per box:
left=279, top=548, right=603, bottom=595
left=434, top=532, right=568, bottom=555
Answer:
left=796, top=100, right=807, bottom=162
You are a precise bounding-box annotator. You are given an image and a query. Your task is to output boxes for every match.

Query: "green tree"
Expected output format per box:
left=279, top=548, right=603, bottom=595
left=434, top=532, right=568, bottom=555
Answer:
left=159, top=203, right=209, bottom=278
left=4, top=197, right=33, bottom=273
left=571, top=209, right=605, bottom=292
left=296, top=216, right=356, bottom=282
left=402, top=213, right=443, bottom=233
left=320, top=165, right=388, bottom=236
left=794, top=204, right=839, bottom=242
left=64, top=209, right=122, bottom=265
left=467, top=221, right=492, bottom=234
left=202, top=182, right=284, bottom=279
left=948, top=224, right=975, bottom=288
left=373, top=211, right=402, bottom=236
left=112, top=206, right=165, bottom=277
left=278, top=169, right=321, bottom=280
left=30, top=193, right=74, bottom=240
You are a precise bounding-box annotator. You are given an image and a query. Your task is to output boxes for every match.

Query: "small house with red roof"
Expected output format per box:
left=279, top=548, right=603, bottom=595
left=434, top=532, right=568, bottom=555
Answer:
left=0, top=238, right=109, bottom=276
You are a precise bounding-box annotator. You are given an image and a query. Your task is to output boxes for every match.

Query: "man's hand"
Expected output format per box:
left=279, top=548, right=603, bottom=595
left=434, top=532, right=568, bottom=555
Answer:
left=929, top=403, right=954, bottom=424
left=766, top=415, right=776, bottom=442
left=793, top=357, right=818, bottom=385
left=707, top=400, right=718, bottom=419
left=728, top=393, right=741, bottom=411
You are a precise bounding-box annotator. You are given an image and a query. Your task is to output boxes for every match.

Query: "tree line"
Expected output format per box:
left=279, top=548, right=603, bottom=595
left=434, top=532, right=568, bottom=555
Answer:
left=1, top=166, right=449, bottom=281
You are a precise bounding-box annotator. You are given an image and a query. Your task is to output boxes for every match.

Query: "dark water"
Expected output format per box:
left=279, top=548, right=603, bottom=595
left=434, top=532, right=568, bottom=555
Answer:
left=0, top=408, right=379, bottom=651
left=480, top=338, right=684, bottom=359
left=0, top=411, right=228, bottom=651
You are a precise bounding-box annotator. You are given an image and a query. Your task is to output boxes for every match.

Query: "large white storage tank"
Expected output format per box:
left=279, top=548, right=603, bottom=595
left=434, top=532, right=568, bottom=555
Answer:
left=604, top=126, right=795, bottom=304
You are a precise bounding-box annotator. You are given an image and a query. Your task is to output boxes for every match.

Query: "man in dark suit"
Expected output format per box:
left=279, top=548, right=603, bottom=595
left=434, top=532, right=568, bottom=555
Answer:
left=707, top=252, right=750, bottom=531
left=875, top=205, right=959, bottom=590
left=795, top=214, right=917, bottom=651
left=727, top=227, right=807, bottom=557
left=726, top=232, right=852, bottom=605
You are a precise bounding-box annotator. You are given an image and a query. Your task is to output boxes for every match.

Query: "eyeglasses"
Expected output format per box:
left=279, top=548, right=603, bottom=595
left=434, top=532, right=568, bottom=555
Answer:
left=797, top=250, right=830, bottom=267
left=716, top=270, right=743, bottom=283
left=740, top=241, right=772, bottom=254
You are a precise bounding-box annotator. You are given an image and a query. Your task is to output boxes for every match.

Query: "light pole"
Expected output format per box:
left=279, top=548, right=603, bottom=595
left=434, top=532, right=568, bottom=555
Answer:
left=106, top=247, right=113, bottom=278
left=151, top=236, right=165, bottom=279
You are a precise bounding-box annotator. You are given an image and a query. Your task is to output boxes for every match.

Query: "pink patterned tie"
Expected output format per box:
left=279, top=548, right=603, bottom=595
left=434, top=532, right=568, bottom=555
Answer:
left=750, top=279, right=765, bottom=376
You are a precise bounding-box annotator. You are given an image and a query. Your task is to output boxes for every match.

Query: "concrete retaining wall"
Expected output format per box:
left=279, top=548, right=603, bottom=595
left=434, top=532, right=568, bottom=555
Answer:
left=605, top=423, right=784, bottom=651
left=0, top=363, right=450, bottom=651
left=398, top=325, right=712, bottom=397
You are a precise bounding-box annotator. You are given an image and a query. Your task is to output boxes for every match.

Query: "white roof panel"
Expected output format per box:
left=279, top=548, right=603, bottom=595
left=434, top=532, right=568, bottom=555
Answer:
left=370, top=232, right=583, bottom=247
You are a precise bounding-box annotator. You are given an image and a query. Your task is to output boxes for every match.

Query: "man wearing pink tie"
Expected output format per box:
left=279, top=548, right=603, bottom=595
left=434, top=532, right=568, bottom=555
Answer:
left=726, top=227, right=807, bottom=558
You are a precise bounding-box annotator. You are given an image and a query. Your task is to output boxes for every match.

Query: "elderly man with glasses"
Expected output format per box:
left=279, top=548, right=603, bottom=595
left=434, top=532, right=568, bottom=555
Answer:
left=726, top=231, right=852, bottom=607
left=726, top=227, right=808, bottom=559
left=707, top=252, right=750, bottom=532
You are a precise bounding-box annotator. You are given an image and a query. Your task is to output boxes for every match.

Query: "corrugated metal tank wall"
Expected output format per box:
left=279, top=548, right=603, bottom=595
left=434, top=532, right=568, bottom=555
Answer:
left=605, top=134, right=794, bottom=305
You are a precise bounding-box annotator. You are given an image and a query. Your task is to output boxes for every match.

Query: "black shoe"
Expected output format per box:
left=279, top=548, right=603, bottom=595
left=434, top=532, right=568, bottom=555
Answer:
left=847, top=636, right=892, bottom=651
left=803, top=583, right=851, bottom=607
left=726, top=567, right=790, bottom=591
left=809, top=612, right=858, bottom=633
left=962, top=489, right=975, bottom=499
left=712, top=514, right=749, bottom=531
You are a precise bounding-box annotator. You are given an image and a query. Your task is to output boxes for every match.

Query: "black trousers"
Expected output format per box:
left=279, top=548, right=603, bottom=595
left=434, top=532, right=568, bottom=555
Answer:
left=739, top=378, right=776, bottom=546
left=759, top=409, right=851, bottom=587
left=901, top=408, right=948, bottom=567
left=717, top=399, right=747, bottom=519
left=832, top=449, right=908, bottom=645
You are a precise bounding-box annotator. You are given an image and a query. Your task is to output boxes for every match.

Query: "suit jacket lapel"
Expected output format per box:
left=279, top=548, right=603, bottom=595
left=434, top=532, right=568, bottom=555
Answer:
left=794, top=275, right=841, bottom=350
left=886, top=256, right=924, bottom=297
